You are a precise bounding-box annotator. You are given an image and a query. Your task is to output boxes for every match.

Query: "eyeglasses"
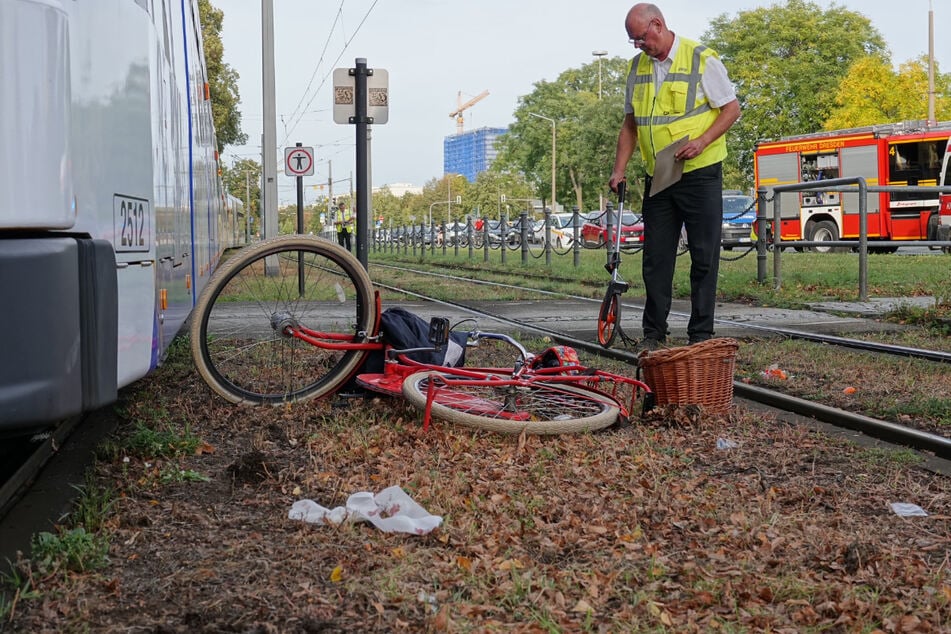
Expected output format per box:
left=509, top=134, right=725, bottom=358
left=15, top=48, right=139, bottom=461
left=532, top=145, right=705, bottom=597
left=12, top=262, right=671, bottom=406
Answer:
left=628, top=20, right=656, bottom=45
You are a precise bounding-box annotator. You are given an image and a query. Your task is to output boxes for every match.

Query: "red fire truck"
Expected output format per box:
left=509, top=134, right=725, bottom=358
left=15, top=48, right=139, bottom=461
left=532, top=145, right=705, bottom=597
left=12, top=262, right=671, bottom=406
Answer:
left=754, top=120, right=951, bottom=252
left=939, top=136, right=951, bottom=252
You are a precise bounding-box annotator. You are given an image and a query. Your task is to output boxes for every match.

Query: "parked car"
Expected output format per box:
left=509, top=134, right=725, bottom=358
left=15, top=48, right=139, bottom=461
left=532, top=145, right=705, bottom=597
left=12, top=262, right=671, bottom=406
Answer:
left=721, top=191, right=756, bottom=249
left=533, top=213, right=581, bottom=248
left=438, top=221, right=470, bottom=246
left=581, top=210, right=644, bottom=248
left=502, top=217, right=534, bottom=245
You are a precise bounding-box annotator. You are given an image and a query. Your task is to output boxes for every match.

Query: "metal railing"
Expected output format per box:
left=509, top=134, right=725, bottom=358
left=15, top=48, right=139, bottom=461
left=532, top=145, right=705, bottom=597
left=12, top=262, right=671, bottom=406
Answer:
left=755, top=181, right=951, bottom=300
left=370, top=207, right=590, bottom=266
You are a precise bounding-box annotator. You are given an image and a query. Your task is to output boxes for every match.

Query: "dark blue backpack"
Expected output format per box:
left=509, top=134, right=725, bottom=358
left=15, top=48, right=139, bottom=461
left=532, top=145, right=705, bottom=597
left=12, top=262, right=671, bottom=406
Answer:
left=378, top=307, right=467, bottom=366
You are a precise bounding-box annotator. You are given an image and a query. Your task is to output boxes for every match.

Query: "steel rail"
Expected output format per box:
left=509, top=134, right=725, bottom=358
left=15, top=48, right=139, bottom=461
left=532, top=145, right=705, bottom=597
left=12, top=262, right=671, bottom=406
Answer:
left=371, top=262, right=951, bottom=364
left=0, top=417, right=80, bottom=521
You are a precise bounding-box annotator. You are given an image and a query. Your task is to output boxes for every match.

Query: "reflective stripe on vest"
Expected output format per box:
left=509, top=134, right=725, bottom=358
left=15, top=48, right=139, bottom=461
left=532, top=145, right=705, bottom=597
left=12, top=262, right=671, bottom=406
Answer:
left=626, top=39, right=727, bottom=175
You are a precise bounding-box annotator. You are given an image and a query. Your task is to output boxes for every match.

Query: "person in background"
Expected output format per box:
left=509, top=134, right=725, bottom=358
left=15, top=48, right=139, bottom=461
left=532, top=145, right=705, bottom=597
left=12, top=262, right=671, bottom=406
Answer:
left=608, top=3, right=740, bottom=350
left=335, top=205, right=353, bottom=252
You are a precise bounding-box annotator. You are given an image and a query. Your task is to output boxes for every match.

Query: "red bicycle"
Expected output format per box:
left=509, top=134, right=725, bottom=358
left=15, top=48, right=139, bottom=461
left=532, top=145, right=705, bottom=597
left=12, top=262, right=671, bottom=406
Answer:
left=190, top=234, right=652, bottom=434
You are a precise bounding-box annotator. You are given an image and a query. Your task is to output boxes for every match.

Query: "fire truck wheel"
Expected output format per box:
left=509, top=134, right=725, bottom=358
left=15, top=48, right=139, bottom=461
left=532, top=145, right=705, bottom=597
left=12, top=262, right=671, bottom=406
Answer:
left=927, top=214, right=940, bottom=250
left=807, top=220, right=840, bottom=254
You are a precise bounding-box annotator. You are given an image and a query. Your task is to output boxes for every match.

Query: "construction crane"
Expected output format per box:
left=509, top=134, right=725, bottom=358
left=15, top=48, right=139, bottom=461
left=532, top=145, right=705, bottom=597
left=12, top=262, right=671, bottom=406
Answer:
left=449, top=90, right=489, bottom=135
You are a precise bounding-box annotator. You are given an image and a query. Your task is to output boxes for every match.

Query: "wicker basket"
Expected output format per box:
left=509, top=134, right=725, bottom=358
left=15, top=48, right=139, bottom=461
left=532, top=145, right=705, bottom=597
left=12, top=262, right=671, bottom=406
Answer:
left=638, top=338, right=738, bottom=414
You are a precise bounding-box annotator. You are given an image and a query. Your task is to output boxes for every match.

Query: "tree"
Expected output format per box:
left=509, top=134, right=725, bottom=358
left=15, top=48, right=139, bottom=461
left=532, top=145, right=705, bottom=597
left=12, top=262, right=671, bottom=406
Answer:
left=494, top=56, right=637, bottom=212
left=825, top=55, right=951, bottom=129
left=199, top=0, right=247, bottom=152
left=419, top=174, right=470, bottom=227
left=467, top=170, right=534, bottom=221
left=222, top=159, right=261, bottom=236
left=702, top=0, right=887, bottom=185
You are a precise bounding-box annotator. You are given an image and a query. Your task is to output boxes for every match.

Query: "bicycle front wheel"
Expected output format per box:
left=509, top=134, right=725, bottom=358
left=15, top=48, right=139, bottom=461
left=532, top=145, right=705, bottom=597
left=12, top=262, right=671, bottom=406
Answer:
left=401, top=371, right=619, bottom=435
left=190, top=235, right=376, bottom=405
left=597, top=289, right=621, bottom=348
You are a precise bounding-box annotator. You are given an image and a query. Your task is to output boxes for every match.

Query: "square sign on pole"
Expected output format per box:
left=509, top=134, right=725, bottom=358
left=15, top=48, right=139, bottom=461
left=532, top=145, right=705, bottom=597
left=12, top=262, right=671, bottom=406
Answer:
left=284, top=146, right=314, bottom=177
left=333, top=67, right=389, bottom=124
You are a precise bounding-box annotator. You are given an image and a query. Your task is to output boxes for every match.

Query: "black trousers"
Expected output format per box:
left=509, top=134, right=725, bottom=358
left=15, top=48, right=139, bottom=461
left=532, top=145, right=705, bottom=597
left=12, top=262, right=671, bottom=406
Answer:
left=337, top=230, right=351, bottom=251
left=640, top=162, right=723, bottom=342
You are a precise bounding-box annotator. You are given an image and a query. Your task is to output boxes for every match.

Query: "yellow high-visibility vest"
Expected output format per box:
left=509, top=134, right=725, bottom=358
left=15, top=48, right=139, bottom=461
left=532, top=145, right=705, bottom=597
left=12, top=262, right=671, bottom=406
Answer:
left=335, top=209, right=352, bottom=232
left=628, top=38, right=727, bottom=176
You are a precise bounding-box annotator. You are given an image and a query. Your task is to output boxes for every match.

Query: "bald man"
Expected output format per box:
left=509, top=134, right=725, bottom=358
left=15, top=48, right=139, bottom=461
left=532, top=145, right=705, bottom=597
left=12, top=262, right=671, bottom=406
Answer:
left=609, top=3, right=740, bottom=350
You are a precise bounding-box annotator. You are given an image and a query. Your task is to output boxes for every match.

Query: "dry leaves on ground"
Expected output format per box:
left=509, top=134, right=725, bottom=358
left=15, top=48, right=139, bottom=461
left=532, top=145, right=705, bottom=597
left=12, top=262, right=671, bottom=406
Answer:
left=5, top=354, right=950, bottom=633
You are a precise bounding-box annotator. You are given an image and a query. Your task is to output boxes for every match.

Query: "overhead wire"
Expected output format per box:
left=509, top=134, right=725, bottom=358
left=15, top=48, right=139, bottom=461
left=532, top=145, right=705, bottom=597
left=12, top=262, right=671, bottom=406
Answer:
left=280, top=0, right=381, bottom=146
left=280, top=0, right=345, bottom=141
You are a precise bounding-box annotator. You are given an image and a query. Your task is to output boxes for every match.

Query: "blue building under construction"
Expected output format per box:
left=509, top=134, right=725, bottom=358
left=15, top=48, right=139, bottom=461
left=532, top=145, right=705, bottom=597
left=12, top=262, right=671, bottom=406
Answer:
left=444, top=127, right=507, bottom=182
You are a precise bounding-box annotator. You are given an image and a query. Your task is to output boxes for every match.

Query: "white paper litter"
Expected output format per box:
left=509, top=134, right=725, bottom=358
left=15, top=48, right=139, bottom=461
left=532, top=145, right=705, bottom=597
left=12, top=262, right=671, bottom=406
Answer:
left=716, top=438, right=740, bottom=450
left=889, top=502, right=928, bottom=517
left=288, top=485, right=443, bottom=535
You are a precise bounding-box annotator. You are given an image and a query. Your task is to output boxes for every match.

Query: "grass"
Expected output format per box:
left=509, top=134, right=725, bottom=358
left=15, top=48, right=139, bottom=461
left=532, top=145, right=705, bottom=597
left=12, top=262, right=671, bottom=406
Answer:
left=885, top=296, right=951, bottom=335
left=2, top=338, right=217, bottom=623
left=0, top=565, right=40, bottom=622
left=368, top=248, right=951, bottom=428
left=69, top=474, right=116, bottom=533
left=30, top=527, right=109, bottom=576
left=158, top=466, right=210, bottom=484
left=857, top=447, right=924, bottom=466
left=5, top=242, right=946, bottom=630
left=118, top=420, right=201, bottom=459
left=735, top=338, right=951, bottom=430
left=0, top=473, right=114, bottom=621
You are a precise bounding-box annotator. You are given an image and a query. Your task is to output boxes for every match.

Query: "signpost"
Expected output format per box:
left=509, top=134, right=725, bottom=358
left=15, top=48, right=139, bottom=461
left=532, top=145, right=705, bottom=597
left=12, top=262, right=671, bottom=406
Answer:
left=334, top=59, right=388, bottom=269
left=284, top=143, right=314, bottom=295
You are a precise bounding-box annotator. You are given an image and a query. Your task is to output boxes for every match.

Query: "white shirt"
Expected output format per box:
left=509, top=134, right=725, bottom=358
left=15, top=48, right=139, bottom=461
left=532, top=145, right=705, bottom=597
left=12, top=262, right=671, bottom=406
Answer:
left=625, top=34, right=737, bottom=114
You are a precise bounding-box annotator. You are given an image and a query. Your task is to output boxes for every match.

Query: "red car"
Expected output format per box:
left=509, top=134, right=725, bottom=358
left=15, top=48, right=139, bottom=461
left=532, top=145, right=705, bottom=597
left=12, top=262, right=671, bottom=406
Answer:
left=581, top=210, right=645, bottom=248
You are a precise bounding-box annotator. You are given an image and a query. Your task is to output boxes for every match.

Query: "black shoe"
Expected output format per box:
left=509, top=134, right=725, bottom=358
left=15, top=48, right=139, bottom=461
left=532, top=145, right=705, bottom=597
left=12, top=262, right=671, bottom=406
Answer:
left=688, top=335, right=712, bottom=345
left=635, top=338, right=662, bottom=354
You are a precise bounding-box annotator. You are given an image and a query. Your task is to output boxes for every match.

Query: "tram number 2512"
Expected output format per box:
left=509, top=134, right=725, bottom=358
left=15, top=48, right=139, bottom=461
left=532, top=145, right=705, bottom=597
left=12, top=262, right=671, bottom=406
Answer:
left=114, top=194, right=150, bottom=252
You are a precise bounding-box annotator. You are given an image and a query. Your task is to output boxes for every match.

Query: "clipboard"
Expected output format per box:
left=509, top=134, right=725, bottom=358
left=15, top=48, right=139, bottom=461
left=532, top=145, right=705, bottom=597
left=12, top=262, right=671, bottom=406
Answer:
left=648, top=136, right=689, bottom=197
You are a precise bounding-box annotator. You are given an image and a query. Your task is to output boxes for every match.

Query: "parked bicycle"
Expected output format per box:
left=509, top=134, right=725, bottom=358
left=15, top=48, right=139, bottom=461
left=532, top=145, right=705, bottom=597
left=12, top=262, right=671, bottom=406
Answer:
left=190, top=234, right=652, bottom=434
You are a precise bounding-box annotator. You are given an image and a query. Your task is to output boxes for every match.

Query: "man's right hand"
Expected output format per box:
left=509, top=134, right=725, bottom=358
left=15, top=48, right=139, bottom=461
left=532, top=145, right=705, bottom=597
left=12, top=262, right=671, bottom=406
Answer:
left=608, top=175, right=626, bottom=193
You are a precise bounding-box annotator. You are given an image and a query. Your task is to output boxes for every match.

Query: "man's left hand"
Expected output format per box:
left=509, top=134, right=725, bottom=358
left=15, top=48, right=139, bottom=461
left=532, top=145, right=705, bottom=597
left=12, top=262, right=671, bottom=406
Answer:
left=675, top=138, right=707, bottom=161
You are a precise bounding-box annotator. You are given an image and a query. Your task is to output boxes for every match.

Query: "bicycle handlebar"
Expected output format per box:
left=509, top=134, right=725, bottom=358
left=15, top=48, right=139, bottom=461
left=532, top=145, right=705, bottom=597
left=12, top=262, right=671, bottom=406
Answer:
left=386, top=330, right=534, bottom=364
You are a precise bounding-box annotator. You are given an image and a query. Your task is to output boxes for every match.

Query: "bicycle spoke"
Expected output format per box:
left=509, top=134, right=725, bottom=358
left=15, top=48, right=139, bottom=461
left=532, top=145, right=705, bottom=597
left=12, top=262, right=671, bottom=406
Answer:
left=192, top=236, right=375, bottom=405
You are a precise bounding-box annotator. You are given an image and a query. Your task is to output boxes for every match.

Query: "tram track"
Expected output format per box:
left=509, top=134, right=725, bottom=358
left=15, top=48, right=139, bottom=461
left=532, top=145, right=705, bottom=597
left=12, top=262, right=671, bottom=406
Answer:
left=372, top=261, right=951, bottom=364
left=0, top=407, right=122, bottom=568
left=369, top=262, right=951, bottom=460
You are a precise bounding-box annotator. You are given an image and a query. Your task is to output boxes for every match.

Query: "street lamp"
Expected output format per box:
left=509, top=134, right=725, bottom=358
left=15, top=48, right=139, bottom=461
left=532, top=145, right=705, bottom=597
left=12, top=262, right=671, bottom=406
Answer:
left=529, top=112, right=557, bottom=215
left=592, top=50, right=608, bottom=211
left=428, top=200, right=448, bottom=229
left=592, top=50, right=608, bottom=100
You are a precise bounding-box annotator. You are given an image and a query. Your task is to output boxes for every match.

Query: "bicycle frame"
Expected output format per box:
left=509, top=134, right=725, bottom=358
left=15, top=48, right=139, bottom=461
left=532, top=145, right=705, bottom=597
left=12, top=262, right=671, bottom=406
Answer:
left=285, top=321, right=651, bottom=431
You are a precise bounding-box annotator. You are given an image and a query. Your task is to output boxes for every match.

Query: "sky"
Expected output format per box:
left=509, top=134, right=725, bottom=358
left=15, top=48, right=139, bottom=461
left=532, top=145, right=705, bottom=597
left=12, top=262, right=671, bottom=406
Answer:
left=216, top=0, right=948, bottom=204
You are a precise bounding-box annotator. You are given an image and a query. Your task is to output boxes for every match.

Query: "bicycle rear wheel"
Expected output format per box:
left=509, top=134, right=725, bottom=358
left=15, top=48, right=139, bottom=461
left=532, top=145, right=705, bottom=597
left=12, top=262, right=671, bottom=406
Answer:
left=597, top=288, right=621, bottom=348
left=190, top=235, right=376, bottom=405
left=401, top=371, right=619, bottom=435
